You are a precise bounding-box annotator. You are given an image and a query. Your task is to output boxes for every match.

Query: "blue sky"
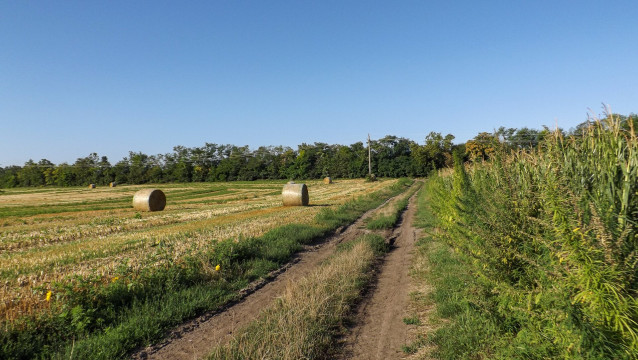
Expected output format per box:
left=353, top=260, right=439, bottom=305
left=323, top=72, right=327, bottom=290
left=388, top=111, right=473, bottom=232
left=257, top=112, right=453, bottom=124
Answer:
left=1, top=1, right=637, bottom=166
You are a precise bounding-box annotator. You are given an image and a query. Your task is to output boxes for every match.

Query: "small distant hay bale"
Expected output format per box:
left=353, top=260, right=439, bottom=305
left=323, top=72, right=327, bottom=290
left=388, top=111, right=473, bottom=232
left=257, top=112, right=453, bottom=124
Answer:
left=132, top=189, right=166, bottom=212
left=287, top=180, right=295, bottom=184
left=282, top=183, right=309, bottom=206
left=109, top=182, right=117, bottom=187
left=323, top=177, right=333, bottom=184
left=88, top=184, right=96, bottom=189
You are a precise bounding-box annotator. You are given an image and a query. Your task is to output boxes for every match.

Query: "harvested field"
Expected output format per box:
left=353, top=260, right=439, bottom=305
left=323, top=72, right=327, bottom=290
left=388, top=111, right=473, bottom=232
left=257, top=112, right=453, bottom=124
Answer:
left=0, top=179, right=395, bottom=324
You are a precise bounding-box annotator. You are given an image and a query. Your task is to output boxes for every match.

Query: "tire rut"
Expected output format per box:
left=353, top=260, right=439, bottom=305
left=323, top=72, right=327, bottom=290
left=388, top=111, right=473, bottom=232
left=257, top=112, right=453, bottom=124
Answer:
left=131, top=194, right=399, bottom=360
left=339, top=189, right=420, bottom=360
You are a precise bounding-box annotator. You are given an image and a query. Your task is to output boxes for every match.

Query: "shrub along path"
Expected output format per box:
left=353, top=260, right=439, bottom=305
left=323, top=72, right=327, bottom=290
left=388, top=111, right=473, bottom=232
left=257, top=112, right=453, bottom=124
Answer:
left=132, top=188, right=405, bottom=360
left=339, top=187, right=423, bottom=360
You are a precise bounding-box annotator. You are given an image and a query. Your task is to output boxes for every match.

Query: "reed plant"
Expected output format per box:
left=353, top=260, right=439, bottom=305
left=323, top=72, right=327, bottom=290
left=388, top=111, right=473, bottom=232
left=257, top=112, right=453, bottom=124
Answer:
left=426, top=114, right=638, bottom=358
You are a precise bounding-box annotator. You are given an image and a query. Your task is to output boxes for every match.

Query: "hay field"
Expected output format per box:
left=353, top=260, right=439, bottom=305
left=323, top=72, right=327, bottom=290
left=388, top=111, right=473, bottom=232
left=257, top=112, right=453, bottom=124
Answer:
left=0, top=179, right=395, bottom=323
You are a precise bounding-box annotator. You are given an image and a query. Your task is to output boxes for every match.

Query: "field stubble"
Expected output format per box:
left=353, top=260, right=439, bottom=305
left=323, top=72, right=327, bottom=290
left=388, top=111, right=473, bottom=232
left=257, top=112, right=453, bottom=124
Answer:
left=0, top=179, right=393, bottom=323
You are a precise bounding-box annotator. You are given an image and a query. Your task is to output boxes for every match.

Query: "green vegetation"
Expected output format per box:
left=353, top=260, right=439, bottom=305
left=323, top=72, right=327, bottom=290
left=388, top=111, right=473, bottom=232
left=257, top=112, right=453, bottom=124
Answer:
left=416, top=115, right=638, bottom=359
left=366, top=178, right=419, bottom=230
left=208, top=234, right=389, bottom=360
left=0, top=134, right=458, bottom=188
left=0, top=180, right=412, bottom=359
left=402, top=316, right=421, bottom=325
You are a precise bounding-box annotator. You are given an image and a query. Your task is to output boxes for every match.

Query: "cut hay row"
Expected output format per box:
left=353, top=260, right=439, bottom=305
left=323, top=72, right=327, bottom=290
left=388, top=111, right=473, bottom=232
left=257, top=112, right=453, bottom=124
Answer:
left=0, top=179, right=396, bottom=323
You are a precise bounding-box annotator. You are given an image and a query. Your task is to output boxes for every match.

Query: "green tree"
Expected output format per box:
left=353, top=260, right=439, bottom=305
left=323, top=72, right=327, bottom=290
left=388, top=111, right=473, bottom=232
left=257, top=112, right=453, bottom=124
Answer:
left=17, top=159, right=45, bottom=186
left=0, top=166, right=20, bottom=188
left=53, top=163, right=75, bottom=186
left=128, top=152, right=150, bottom=184
left=466, top=132, right=498, bottom=161
left=72, top=153, right=99, bottom=185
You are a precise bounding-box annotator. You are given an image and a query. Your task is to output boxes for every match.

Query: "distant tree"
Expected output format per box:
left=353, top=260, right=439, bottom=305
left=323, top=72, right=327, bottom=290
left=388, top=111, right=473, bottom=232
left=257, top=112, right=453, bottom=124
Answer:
left=112, top=159, right=130, bottom=184
left=96, top=156, right=112, bottom=185
left=128, top=152, right=150, bottom=184
left=0, top=166, right=20, bottom=188
left=17, top=160, right=44, bottom=186
left=348, top=142, right=368, bottom=178
left=466, top=132, right=499, bottom=161
left=279, top=148, right=297, bottom=180
left=373, top=136, right=414, bottom=177
left=496, top=127, right=543, bottom=149
left=331, top=145, right=354, bottom=178
left=53, top=163, right=75, bottom=186
left=38, top=159, right=56, bottom=186
left=73, top=153, right=99, bottom=185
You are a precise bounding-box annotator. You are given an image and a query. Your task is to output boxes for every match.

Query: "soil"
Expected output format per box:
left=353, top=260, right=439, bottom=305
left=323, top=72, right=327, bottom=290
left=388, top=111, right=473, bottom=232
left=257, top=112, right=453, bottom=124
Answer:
left=338, top=190, right=420, bottom=360
left=132, top=188, right=422, bottom=360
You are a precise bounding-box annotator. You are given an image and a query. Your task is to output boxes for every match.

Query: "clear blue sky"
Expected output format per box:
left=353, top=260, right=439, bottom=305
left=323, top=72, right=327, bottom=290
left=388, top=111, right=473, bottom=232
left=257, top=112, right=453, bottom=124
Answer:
left=1, top=1, right=637, bottom=166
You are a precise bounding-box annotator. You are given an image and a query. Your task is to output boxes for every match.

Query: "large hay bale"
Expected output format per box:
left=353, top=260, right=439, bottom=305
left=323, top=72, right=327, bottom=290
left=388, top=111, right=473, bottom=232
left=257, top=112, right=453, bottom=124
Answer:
left=323, top=177, right=333, bottom=184
left=88, top=184, right=96, bottom=189
left=133, top=189, right=166, bottom=212
left=282, top=183, right=309, bottom=206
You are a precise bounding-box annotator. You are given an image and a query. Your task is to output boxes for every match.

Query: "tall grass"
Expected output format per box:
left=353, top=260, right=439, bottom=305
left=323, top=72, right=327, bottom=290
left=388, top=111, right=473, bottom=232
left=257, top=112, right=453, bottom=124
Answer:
left=426, top=114, right=638, bottom=358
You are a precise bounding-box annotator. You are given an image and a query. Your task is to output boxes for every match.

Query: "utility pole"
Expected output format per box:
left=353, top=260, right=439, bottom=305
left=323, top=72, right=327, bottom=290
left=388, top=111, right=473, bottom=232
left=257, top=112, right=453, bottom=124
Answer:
left=367, top=133, right=372, bottom=176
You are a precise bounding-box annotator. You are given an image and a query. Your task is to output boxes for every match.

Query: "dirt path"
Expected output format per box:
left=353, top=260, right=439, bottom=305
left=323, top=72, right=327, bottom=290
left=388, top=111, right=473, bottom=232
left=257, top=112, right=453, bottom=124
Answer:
left=132, top=196, right=396, bottom=360
left=339, top=191, right=420, bottom=360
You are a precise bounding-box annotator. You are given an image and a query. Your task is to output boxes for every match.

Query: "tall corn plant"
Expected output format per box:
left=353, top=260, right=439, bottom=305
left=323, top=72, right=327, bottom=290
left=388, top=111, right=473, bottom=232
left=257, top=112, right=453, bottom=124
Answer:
left=427, top=113, right=638, bottom=358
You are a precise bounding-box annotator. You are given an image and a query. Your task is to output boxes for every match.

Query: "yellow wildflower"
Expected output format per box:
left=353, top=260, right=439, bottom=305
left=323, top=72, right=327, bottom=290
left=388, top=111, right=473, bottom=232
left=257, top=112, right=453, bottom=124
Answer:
left=215, top=264, right=221, bottom=271
left=46, top=291, right=52, bottom=302
left=112, top=276, right=119, bottom=283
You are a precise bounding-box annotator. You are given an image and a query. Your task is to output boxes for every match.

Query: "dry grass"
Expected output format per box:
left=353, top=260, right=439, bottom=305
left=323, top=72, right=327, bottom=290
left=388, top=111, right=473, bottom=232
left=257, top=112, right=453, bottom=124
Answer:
left=209, top=237, right=379, bottom=359
left=0, top=179, right=395, bottom=323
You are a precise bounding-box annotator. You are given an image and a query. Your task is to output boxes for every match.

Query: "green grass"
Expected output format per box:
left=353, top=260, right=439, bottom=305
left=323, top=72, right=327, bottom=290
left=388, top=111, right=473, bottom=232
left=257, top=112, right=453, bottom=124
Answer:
left=402, top=316, right=421, bottom=325
left=365, top=179, right=419, bottom=230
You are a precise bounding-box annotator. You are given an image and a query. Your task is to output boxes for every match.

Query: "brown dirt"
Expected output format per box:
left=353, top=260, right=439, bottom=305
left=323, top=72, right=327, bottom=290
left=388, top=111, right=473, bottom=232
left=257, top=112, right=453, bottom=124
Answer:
left=132, top=186, right=425, bottom=360
left=339, top=190, right=421, bottom=360
left=132, top=197, right=393, bottom=360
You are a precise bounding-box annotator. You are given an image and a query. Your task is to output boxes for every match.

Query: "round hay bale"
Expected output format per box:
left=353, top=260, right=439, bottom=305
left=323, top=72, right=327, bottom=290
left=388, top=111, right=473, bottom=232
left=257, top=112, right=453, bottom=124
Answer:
left=133, top=189, right=166, bottom=212
left=323, top=177, right=333, bottom=184
left=109, top=182, right=117, bottom=187
left=287, top=180, right=295, bottom=184
left=282, top=183, right=309, bottom=206
left=88, top=184, right=96, bottom=189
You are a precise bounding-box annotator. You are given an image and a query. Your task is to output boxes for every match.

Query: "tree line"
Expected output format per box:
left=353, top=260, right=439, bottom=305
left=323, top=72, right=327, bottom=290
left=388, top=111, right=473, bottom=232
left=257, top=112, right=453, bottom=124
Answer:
left=0, top=133, right=457, bottom=187
left=2, top=114, right=634, bottom=188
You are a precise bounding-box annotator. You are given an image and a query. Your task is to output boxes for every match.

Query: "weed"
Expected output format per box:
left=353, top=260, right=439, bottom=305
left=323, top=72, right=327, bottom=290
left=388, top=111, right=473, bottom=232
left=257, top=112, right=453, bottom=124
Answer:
left=402, top=316, right=421, bottom=325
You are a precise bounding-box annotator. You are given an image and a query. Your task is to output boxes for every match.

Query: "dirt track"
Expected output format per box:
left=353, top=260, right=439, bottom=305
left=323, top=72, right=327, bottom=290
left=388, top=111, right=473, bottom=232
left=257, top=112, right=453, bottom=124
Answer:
left=133, top=195, right=396, bottom=360
left=339, top=190, right=420, bottom=359
left=133, top=187, right=420, bottom=360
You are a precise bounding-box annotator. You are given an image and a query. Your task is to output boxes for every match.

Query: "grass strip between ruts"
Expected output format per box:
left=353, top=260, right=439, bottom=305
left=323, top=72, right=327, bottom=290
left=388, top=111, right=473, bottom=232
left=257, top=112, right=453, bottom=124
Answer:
left=208, top=233, right=389, bottom=360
